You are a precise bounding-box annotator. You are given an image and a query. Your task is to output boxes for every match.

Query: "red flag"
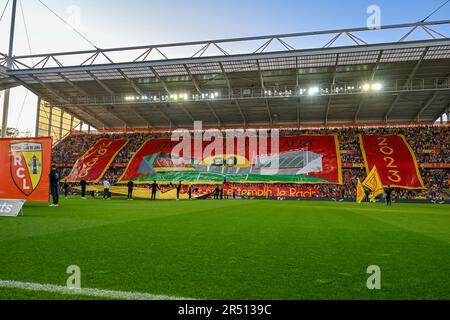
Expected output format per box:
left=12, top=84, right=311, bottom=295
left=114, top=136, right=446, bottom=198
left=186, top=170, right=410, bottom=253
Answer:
left=359, top=134, right=424, bottom=189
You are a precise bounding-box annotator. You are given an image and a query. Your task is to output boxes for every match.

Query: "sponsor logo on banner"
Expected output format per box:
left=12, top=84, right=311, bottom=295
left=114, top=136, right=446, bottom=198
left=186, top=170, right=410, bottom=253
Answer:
left=10, top=143, right=43, bottom=196
left=0, top=199, right=26, bottom=217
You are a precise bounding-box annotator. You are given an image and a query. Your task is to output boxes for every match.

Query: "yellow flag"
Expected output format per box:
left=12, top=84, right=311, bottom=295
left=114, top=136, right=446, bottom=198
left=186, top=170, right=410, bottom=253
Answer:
left=356, top=178, right=365, bottom=204
left=363, top=166, right=384, bottom=200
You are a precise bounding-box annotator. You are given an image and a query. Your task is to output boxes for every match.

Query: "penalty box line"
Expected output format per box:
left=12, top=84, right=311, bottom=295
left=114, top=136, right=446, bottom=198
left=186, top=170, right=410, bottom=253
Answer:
left=0, top=280, right=192, bottom=300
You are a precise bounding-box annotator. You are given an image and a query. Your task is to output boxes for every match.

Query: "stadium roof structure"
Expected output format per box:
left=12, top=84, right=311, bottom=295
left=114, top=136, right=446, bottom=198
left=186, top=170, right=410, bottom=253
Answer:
left=2, top=20, right=450, bottom=130
left=0, top=54, right=17, bottom=91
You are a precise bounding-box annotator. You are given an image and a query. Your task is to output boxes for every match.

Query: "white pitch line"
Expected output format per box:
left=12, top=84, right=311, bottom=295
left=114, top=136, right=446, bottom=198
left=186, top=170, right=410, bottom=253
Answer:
left=0, top=280, right=192, bottom=300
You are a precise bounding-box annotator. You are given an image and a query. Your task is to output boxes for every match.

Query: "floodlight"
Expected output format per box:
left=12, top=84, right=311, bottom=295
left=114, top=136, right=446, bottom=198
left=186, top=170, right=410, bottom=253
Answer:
left=308, top=87, right=319, bottom=95
left=372, top=83, right=383, bottom=91
left=362, top=83, right=371, bottom=91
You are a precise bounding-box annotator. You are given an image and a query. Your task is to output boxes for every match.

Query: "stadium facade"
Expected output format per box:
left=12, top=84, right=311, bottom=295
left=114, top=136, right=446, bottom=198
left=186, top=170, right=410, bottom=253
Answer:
left=1, top=20, right=450, bottom=143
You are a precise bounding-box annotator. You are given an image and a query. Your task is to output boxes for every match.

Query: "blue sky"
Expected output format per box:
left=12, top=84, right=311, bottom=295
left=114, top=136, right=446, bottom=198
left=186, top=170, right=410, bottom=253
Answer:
left=0, top=0, right=449, bottom=132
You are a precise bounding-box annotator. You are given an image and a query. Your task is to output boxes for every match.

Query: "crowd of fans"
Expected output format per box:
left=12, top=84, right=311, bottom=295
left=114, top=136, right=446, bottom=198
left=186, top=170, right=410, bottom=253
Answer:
left=54, top=125, right=449, bottom=201
left=283, top=125, right=449, bottom=164
left=52, top=132, right=173, bottom=164
left=54, top=125, right=449, bottom=165
left=315, top=169, right=449, bottom=201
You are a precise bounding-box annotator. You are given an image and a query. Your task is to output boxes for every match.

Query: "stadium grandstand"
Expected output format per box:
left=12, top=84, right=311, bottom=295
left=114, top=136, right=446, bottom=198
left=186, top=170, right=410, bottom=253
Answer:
left=3, top=20, right=450, bottom=135
left=52, top=126, right=448, bottom=201
left=2, top=18, right=449, bottom=202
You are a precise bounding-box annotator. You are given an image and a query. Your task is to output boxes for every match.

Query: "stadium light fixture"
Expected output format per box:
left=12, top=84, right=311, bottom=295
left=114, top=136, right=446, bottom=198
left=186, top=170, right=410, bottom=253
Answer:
left=125, top=96, right=137, bottom=101
left=210, top=92, right=219, bottom=99
left=308, top=87, right=319, bottom=96
left=372, top=83, right=383, bottom=91
left=362, top=83, right=371, bottom=92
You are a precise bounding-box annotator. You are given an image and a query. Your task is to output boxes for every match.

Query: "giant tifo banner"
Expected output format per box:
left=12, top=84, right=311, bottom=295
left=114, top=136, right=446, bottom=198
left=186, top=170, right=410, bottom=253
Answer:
left=0, top=137, right=52, bottom=202
left=76, top=184, right=319, bottom=200
left=119, top=135, right=342, bottom=184
left=66, top=138, right=128, bottom=183
left=359, top=135, right=425, bottom=189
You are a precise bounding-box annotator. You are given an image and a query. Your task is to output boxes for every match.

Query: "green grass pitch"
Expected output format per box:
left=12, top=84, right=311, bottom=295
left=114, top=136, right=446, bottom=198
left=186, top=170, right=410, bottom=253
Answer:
left=0, top=198, right=449, bottom=300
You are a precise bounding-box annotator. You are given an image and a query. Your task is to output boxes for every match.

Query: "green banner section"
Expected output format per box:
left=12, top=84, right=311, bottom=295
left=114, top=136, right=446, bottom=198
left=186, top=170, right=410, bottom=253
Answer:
left=132, top=172, right=330, bottom=184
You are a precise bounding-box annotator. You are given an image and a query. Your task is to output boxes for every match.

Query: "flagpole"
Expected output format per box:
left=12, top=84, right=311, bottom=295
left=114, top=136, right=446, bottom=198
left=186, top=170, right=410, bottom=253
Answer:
left=1, top=0, right=18, bottom=138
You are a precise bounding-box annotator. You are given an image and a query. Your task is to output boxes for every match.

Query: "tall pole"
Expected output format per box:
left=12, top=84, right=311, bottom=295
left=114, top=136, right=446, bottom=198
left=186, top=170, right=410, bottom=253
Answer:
left=1, top=0, right=18, bottom=138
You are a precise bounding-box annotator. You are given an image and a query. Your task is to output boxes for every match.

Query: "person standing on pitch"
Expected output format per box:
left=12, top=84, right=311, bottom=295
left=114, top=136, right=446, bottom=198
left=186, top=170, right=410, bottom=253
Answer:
left=63, top=181, right=69, bottom=198
left=103, top=179, right=111, bottom=200
left=127, top=179, right=134, bottom=201
left=188, top=185, right=193, bottom=200
left=386, top=186, right=394, bottom=206
left=363, top=186, right=371, bottom=204
left=177, top=181, right=182, bottom=201
left=214, top=185, right=220, bottom=200
left=49, top=165, right=60, bottom=207
left=150, top=181, right=159, bottom=201
left=220, top=186, right=224, bottom=200
left=80, top=179, right=87, bottom=199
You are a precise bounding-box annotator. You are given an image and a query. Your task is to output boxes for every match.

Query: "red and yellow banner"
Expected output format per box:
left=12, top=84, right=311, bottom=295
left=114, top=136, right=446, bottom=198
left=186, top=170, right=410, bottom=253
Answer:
left=119, top=136, right=342, bottom=185
left=362, top=166, right=385, bottom=199
left=193, top=185, right=319, bottom=198
left=356, top=178, right=365, bottom=204
left=359, top=134, right=425, bottom=189
left=66, top=138, right=128, bottom=183
left=0, top=137, right=52, bottom=202
left=77, top=184, right=318, bottom=199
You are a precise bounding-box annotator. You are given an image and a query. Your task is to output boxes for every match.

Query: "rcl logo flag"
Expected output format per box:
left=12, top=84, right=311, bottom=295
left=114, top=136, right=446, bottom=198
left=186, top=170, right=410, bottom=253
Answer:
left=10, top=142, right=43, bottom=196
left=0, top=137, right=52, bottom=202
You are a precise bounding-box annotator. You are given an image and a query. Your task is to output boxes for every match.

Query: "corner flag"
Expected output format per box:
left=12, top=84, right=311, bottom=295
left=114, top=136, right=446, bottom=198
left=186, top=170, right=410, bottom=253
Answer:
left=356, top=178, right=365, bottom=204
left=363, top=166, right=384, bottom=200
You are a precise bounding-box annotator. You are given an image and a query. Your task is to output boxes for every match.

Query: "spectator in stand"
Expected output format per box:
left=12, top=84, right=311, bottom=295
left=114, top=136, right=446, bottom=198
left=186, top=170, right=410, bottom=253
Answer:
left=49, top=164, right=60, bottom=207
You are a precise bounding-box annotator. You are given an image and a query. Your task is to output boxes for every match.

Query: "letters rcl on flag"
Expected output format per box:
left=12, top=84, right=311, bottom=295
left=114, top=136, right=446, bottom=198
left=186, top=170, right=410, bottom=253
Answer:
left=359, top=134, right=425, bottom=189
left=0, top=137, right=52, bottom=202
left=66, top=138, right=129, bottom=183
left=119, top=136, right=342, bottom=185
